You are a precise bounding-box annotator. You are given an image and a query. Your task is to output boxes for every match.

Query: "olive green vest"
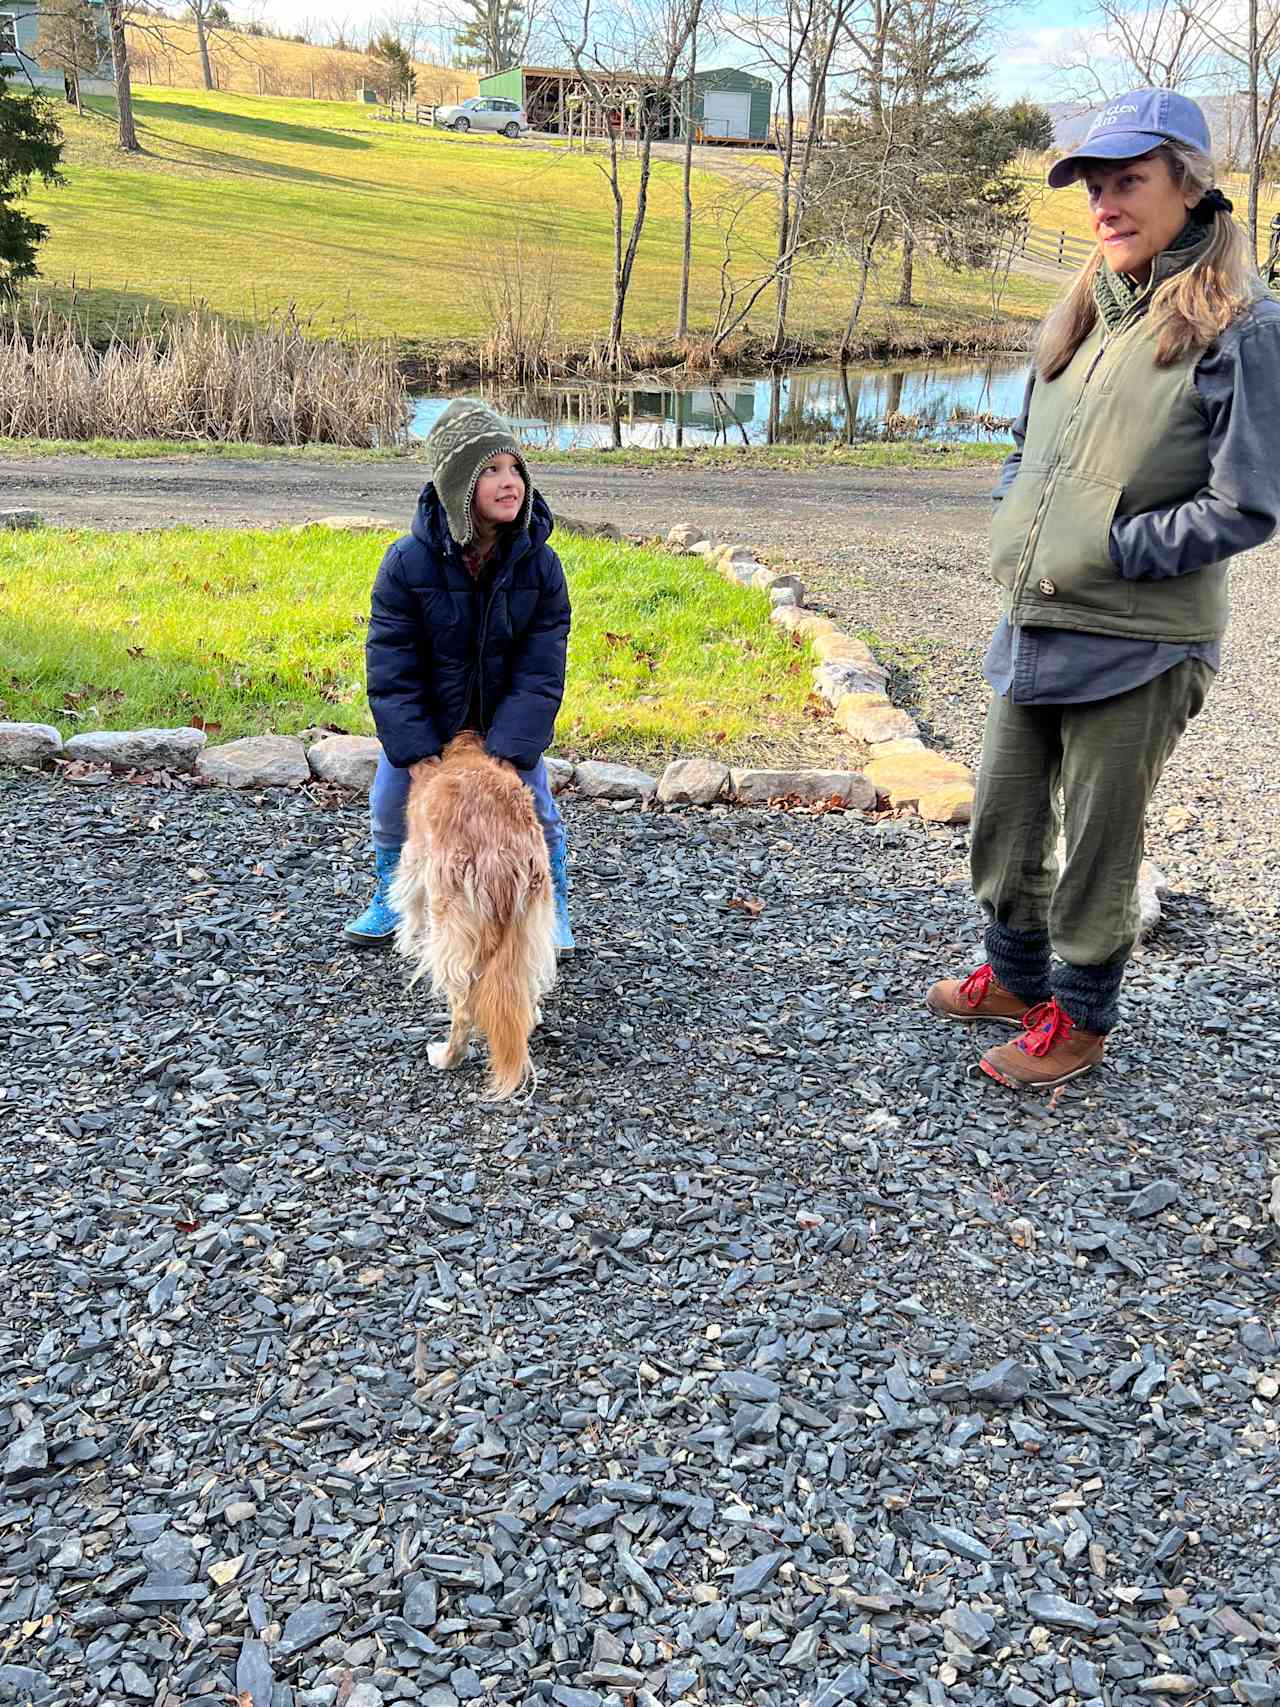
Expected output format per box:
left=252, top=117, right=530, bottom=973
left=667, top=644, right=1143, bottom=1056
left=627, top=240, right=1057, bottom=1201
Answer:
left=991, top=268, right=1229, bottom=643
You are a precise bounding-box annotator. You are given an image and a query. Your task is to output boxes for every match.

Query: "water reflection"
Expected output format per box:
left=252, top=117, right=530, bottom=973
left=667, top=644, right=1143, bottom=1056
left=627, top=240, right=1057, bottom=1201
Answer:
left=409, top=359, right=1030, bottom=450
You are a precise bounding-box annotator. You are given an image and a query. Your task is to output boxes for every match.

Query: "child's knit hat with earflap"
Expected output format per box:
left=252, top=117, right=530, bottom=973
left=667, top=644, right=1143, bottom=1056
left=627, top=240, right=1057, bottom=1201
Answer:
left=425, top=398, right=534, bottom=547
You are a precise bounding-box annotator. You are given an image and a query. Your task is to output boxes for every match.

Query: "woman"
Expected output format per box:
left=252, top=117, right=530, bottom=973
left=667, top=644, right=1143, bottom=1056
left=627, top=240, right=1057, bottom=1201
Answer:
left=927, top=88, right=1280, bottom=1089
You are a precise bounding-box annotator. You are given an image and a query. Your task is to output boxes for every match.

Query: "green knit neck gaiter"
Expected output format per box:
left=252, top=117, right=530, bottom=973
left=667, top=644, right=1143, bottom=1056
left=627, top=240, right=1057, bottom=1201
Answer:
left=1092, top=219, right=1209, bottom=333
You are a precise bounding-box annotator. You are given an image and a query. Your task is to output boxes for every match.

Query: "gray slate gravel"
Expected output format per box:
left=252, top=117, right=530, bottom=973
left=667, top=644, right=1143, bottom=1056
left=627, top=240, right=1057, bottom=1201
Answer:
left=2, top=773, right=1278, bottom=1707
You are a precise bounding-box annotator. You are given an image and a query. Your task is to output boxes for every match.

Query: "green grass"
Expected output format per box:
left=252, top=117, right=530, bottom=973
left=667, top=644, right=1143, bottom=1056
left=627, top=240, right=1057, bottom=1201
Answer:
left=20, top=88, right=1057, bottom=347
left=0, top=434, right=1012, bottom=469
left=0, top=525, right=815, bottom=763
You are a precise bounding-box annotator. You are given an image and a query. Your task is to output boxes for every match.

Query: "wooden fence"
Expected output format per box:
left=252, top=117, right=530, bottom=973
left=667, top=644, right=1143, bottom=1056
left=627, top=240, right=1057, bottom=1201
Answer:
left=1019, top=224, right=1096, bottom=270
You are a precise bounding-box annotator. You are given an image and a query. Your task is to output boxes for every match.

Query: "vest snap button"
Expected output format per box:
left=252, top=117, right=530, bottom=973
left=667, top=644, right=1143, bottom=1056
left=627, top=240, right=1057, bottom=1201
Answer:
left=1038, top=578, right=1057, bottom=596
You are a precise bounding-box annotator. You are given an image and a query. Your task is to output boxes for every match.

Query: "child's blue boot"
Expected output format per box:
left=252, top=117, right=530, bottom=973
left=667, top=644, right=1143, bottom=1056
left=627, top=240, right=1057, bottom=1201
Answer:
left=549, top=845, right=575, bottom=957
left=344, top=846, right=401, bottom=946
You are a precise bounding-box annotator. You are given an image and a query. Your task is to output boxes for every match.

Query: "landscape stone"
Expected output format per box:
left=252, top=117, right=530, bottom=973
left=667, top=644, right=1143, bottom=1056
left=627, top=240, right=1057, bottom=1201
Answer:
left=918, top=782, right=975, bottom=824
left=544, top=756, right=575, bottom=792
left=791, top=614, right=841, bottom=643
left=307, top=734, right=382, bottom=791
left=730, top=768, right=876, bottom=809
left=574, top=760, right=658, bottom=802
left=196, top=734, right=311, bottom=789
left=811, top=631, right=884, bottom=674
left=770, top=585, right=801, bottom=608
left=0, top=722, right=63, bottom=766
left=834, top=692, right=918, bottom=744
left=813, top=663, right=889, bottom=704
left=658, top=759, right=729, bottom=806
left=665, top=522, right=701, bottom=550
left=769, top=604, right=810, bottom=632
left=64, top=726, right=207, bottom=773
left=863, top=749, right=975, bottom=816
left=0, top=509, right=41, bottom=530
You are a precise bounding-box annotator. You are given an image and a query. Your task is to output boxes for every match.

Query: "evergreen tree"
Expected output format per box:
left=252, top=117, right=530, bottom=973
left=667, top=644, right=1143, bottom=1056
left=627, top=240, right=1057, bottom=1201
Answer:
left=453, top=0, right=527, bottom=75
left=368, top=33, right=416, bottom=110
left=0, top=81, right=65, bottom=295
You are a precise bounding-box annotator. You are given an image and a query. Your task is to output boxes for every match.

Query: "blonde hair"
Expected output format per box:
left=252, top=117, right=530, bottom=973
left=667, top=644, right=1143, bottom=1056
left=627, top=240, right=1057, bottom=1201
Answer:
left=1036, top=142, right=1258, bottom=382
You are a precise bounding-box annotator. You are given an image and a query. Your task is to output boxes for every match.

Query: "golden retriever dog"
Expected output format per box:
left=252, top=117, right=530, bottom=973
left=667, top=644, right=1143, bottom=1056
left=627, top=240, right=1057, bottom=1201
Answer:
left=389, top=732, right=557, bottom=1100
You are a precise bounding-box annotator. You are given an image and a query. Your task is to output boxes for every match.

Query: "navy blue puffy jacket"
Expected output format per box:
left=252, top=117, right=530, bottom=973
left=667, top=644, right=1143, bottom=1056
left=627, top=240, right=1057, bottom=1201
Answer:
left=365, top=484, right=570, bottom=771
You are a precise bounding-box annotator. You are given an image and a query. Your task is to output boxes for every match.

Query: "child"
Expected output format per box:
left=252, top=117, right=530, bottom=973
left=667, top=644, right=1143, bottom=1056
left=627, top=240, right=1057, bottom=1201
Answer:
left=345, top=399, right=574, bottom=954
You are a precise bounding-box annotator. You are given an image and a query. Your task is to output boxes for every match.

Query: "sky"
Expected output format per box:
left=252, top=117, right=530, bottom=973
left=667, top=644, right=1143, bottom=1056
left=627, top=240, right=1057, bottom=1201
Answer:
left=251, top=0, right=1088, bottom=107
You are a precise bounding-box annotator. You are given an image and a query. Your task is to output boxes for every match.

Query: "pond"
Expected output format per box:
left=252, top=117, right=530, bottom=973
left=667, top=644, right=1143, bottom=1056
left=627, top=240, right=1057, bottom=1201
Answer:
left=408, top=356, right=1031, bottom=450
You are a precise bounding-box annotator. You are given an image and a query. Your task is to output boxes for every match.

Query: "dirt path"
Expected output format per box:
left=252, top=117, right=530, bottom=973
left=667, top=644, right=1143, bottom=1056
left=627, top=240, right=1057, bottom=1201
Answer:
left=0, top=453, right=995, bottom=546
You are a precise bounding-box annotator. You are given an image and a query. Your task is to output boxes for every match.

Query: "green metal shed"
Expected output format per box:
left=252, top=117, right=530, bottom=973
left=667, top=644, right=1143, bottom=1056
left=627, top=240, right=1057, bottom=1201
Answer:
left=683, top=67, right=772, bottom=145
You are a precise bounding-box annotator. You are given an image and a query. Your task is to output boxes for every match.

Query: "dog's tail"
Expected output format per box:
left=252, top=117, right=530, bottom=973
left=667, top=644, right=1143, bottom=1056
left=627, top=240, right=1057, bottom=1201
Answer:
left=467, top=853, right=556, bottom=1101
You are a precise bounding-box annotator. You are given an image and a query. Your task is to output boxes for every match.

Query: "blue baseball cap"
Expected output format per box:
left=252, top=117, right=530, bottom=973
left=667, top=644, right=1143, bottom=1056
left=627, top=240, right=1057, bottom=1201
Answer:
left=1048, top=88, right=1212, bottom=188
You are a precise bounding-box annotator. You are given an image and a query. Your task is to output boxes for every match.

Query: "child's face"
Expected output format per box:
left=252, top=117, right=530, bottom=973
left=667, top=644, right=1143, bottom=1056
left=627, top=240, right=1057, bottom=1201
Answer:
left=472, top=453, right=526, bottom=530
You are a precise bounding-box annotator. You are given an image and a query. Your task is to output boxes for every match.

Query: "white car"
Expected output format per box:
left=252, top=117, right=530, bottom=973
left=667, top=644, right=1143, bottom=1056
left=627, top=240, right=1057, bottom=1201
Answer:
left=434, top=96, right=528, bottom=138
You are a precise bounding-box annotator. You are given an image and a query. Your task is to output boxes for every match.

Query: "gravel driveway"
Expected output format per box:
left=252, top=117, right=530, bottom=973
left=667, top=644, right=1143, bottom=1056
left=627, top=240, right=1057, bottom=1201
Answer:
left=2, top=773, right=1277, bottom=1707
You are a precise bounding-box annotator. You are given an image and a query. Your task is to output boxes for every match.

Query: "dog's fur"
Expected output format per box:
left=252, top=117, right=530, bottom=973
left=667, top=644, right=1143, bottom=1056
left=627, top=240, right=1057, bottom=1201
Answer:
left=388, top=732, right=557, bottom=1100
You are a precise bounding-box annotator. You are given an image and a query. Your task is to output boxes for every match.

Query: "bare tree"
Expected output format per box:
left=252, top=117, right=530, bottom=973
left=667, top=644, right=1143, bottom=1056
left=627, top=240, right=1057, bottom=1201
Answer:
left=675, top=0, right=705, bottom=340
left=106, top=0, right=140, bottom=149
left=1050, top=0, right=1213, bottom=102
left=36, top=0, right=106, bottom=113
left=557, top=0, right=703, bottom=368
left=1197, top=0, right=1280, bottom=257
left=724, top=0, right=854, bottom=354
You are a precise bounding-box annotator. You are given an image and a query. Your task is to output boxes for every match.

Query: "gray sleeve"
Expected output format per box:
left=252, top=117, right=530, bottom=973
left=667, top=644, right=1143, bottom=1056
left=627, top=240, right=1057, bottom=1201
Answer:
left=992, top=371, right=1034, bottom=502
left=1109, top=310, right=1280, bottom=579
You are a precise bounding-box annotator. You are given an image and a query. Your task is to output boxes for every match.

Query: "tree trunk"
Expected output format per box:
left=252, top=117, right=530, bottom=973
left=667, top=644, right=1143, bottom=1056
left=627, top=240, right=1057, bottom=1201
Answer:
left=897, top=229, right=915, bottom=306
left=194, top=5, right=214, bottom=90
left=108, top=0, right=140, bottom=152
left=1247, top=0, right=1260, bottom=257
left=676, top=21, right=698, bottom=340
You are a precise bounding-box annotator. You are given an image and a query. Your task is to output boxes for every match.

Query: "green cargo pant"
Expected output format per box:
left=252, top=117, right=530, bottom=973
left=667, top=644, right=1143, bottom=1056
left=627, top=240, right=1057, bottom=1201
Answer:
left=969, top=660, right=1212, bottom=1032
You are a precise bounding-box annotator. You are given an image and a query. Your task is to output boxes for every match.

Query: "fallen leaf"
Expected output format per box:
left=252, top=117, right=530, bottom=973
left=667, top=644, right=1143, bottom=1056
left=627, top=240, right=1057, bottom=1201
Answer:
left=727, top=896, right=765, bottom=915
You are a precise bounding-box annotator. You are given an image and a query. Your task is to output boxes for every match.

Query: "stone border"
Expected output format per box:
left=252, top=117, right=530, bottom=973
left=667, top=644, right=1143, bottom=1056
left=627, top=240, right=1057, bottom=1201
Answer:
left=664, top=521, right=975, bottom=825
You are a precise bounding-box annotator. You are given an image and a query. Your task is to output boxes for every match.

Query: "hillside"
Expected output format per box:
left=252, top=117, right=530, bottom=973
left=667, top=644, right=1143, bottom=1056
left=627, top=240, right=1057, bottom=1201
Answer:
left=124, top=18, right=478, bottom=108
left=20, top=88, right=1054, bottom=352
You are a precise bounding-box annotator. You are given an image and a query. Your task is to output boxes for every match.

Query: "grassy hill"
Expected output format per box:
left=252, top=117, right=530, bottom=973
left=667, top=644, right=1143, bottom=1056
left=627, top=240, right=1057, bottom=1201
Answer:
left=20, top=88, right=1055, bottom=353
left=124, top=18, right=478, bottom=109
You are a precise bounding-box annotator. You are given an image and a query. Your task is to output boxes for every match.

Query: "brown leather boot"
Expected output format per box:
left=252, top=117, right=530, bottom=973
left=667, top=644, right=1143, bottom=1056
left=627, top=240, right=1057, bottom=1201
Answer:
left=925, top=963, right=1029, bottom=1027
left=980, top=1000, right=1105, bottom=1089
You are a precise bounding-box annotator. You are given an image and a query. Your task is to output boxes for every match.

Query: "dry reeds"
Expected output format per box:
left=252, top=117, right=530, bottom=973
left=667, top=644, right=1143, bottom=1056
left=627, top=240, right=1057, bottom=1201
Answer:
left=474, top=239, right=563, bottom=386
left=0, top=305, right=410, bottom=447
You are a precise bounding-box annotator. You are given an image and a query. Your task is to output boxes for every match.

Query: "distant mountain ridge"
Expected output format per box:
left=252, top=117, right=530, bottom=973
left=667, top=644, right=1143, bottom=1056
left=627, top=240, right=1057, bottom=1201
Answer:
left=1045, top=96, right=1243, bottom=152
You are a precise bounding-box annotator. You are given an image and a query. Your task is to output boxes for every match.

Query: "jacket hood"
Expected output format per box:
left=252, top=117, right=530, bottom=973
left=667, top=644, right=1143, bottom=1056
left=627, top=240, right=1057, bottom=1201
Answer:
left=411, top=483, right=553, bottom=565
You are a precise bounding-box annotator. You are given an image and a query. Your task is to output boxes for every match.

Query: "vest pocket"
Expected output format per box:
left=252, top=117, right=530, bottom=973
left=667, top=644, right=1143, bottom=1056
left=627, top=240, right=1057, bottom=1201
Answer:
left=1027, top=470, right=1132, bottom=618
left=989, top=463, right=1047, bottom=591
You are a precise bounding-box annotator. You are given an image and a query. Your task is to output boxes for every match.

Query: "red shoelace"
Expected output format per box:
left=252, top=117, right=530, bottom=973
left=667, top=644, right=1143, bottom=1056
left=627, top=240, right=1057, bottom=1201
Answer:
left=958, top=963, right=995, bottom=1008
left=1016, top=999, right=1075, bottom=1057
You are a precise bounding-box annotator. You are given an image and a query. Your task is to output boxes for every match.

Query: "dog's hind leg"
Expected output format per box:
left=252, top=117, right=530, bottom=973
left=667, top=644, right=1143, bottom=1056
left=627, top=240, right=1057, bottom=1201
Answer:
left=427, top=1001, right=473, bottom=1072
